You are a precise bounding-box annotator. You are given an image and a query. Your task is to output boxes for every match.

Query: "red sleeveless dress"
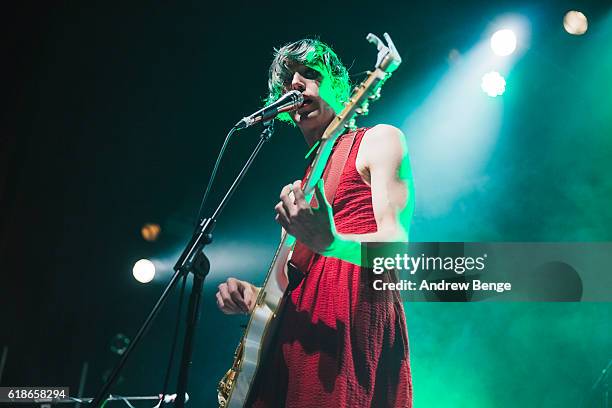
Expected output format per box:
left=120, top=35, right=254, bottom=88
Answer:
left=248, top=128, right=412, bottom=407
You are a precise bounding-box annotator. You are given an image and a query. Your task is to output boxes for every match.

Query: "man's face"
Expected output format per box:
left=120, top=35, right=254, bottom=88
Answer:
left=282, top=61, right=340, bottom=134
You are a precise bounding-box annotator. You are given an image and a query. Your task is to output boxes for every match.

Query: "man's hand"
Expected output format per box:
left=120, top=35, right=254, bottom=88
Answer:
left=216, top=278, right=259, bottom=314
left=274, top=179, right=337, bottom=254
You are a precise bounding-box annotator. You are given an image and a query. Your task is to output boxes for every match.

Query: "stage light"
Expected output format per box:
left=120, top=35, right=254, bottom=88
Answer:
left=447, top=48, right=461, bottom=65
left=141, top=223, right=161, bottom=241
left=490, top=29, right=517, bottom=56
left=563, top=11, right=588, bottom=35
left=110, top=333, right=131, bottom=355
left=481, top=71, right=506, bottom=97
left=133, top=259, right=155, bottom=283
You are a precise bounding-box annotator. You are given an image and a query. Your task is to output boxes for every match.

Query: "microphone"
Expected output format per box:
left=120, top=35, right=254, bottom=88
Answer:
left=235, top=90, right=304, bottom=129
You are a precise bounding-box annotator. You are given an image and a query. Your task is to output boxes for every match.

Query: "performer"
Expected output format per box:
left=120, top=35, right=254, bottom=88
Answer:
left=216, top=38, right=414, bottom=407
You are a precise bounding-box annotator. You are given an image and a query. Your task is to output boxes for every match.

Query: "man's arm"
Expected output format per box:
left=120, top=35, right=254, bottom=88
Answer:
left=324, top=124, right=415, bottom=265
left=275, top=124, right=415, bottom=266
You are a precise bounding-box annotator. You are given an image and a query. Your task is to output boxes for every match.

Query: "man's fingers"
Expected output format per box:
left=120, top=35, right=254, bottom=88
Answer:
left=279, top=184, right=297, bottom=216
left=275, top=213, right=292, bottom=235
left=217, top=292, right=237, bottom=314
left=242, top=284, right=255, bottom=311
left=217, top=287, right=239, bottom=314
left=275, top=202, right=291, bottom=227
left=227, top=278, right=239, bottom=294
left=279, top=183, right=292, bottom=199
left=218, top=284, right=240, bottom=313
left=217, top=278, right=259, bottom=315
left=216, top=292, right=226, bottom=311
left=229, top=280, right=249, bottom=313
left=292, top=180, right=308, bottom=208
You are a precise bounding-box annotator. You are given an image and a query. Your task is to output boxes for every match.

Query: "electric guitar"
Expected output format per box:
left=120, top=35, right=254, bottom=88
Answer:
left=217, top=32, right=402, bottom=408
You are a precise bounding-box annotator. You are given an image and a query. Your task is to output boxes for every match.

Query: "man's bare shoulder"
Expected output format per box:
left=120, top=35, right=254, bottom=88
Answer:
left=364, top=124, right=404, bottom=139
left=360, top=124, right=408, bottom=164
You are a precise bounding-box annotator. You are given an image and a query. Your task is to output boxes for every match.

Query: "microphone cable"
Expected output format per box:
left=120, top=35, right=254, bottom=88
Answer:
left=158, top=122, right=239, bottom=406
left=194, top=126, right=239, bottom=227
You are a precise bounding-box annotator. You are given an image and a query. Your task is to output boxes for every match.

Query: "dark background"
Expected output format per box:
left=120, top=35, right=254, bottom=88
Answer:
left=2, top=1, right=611, bottom=407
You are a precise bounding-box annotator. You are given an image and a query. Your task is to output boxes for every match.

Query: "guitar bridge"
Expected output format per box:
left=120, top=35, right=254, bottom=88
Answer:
left=217, top=339, right=244, bottom=407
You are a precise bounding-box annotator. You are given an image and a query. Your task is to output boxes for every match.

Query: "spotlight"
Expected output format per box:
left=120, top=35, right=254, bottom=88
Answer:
left=133, top=259, right=155, bottom=283
left=447, top=48, right=462, bottom=64
left=110, top=333, right=131, bottom=355
left=141, top=223, right=161, bottom=241
left=490, top=29, right=517, bottom=56
left=481, top=71, right=506, bottom=97
left=563, top=11, right=588, bottom=35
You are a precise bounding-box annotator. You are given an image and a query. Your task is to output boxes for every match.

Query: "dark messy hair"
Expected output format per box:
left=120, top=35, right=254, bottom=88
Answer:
left=266, top=38, right=351, bottom=123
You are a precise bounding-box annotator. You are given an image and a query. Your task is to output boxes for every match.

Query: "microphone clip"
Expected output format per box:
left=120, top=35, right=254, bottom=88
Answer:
left=234, top=90, right=304, bottom=130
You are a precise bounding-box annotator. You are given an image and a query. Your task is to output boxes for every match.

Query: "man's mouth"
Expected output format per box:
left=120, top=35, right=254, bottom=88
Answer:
left=297, top=97, right=315, bottom=115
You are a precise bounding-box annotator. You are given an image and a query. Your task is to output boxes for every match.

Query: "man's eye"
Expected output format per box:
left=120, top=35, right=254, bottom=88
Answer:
left=304, top=68, right=319, bottom=79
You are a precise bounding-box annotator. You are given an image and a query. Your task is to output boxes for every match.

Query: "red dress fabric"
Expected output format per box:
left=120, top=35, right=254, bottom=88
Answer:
left=248, top=128, right=412, bottom=408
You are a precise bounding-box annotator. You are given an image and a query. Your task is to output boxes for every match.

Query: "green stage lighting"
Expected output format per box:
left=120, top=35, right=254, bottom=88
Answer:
left=490, top=29, right=517, bottom=56
left=481, top=71, right=506, bottom=97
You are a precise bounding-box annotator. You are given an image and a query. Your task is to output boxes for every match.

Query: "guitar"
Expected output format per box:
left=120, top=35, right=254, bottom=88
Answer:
left=217, top=32, right=402, bottom=408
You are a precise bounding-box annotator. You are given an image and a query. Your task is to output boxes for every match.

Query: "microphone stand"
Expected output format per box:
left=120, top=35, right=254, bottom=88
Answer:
left=90, top=121, right=275, bottom=408
left=581, top=358, right=612, bottom=408
left=590, top=359, right=611, bottom=408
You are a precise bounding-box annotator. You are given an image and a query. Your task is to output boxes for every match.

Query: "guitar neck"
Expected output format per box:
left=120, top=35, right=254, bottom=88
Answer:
left=303, top=67, right=388, bottom=196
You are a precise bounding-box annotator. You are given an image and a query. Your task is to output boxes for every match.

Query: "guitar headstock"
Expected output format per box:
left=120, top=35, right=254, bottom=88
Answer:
left=323, top=32, right=402, bottom=133
left=366, top=32, right=402, bottom=74
left=304, top=32, right=402, bottom=195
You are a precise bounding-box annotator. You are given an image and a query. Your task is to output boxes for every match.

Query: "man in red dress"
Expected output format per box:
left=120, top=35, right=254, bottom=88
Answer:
left=216, top=39, right=415, bottom=407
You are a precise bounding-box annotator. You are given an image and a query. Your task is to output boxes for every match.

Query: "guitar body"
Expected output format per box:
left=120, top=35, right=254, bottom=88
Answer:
left=217, top=138, right=336, bottom=408
left=217, top=32, right=401, bottom=407
left=218, top=240, right=291, bottom=408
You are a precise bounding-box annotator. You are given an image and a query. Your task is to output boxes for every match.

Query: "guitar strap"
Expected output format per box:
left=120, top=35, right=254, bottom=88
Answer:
left=286, top=128, right=362, bottom=290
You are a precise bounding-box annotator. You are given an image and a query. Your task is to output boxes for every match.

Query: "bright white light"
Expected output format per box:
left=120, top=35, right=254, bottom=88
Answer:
left=490, top=29, right=517, bottom=56
left=563, top=11, right=588, bottom=35
left=481, top=71, right=506, bottom=97
left=133, top=259, right=155, bottom=283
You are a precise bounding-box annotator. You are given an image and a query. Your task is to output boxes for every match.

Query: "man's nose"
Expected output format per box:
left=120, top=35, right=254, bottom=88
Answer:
left=291, top=72, right=306, bottom=92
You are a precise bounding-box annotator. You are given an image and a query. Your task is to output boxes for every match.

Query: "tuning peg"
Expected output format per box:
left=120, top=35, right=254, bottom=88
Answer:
left=368, top=88, right=382, bottom=101
left=356, top=101, right=369, bottom=116
left=344, top=118, right=356, bottom=129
